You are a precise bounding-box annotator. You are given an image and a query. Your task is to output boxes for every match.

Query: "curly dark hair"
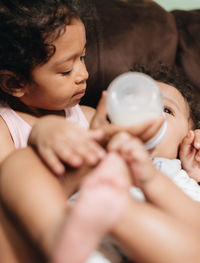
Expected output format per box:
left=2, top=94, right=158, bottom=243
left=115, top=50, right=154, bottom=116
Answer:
left=131, top=64, right=200, bottom=129
left=0, top=0, right=89, bottom=102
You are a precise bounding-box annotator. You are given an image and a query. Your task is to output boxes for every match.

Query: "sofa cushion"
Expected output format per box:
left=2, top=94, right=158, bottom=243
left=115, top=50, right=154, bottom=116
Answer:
left=172, top=10, right=200, bottom=90
left=83, top=0, right=178, bottom=107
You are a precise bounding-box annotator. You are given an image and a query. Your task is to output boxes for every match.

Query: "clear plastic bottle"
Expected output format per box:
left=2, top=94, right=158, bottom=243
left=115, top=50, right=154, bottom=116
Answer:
left=106, top=71, right=167, bottom=150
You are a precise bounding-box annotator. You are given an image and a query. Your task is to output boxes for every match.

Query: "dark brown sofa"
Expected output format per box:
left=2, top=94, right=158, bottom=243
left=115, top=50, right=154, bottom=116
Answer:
left=81, top=0, right=200, bottom=108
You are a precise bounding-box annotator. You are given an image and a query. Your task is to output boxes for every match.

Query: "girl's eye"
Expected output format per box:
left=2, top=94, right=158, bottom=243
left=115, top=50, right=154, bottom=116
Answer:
left=61, top=70, right=72, bottom=76
left=163, top=107, right=173, bottom=115
left=80, top=55, right=86, bottom=61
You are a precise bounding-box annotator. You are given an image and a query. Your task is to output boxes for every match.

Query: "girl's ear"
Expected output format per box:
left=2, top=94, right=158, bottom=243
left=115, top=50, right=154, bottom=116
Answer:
left=0, top=70, right=26, bottom=98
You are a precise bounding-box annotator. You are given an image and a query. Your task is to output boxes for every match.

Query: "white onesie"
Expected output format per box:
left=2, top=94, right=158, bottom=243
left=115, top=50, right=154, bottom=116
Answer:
left=130, top=157, right=200, bottom=202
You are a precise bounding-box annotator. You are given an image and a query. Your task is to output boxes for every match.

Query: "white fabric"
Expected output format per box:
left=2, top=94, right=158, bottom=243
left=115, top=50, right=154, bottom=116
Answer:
left=130, top=157, right=200, bottom=202
left=86, top=252, right=111, bottom=263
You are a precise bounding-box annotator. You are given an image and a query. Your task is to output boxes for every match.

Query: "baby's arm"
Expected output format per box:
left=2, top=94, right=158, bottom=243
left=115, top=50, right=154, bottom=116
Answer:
left=179, top=130, right=200, bottom=182
left=107, top=132, right=200, bottom=228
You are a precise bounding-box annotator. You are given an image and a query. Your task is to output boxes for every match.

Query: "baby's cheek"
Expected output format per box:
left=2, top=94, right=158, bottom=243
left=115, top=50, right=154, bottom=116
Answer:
left=149, top=131, right=178, bottom=159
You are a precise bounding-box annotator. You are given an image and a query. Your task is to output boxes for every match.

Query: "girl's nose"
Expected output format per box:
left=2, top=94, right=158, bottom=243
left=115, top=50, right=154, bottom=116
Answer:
left=75, top=63, right=89, bottom=84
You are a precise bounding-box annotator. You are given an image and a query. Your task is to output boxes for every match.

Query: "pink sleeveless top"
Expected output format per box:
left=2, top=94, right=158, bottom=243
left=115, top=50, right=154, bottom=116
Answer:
left=0, top=104, right=89, bottom=148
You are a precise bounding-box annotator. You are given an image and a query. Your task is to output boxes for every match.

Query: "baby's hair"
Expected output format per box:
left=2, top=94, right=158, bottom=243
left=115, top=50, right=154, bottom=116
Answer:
left=131, top=64, right=200, bottom=129
left=0, top=0, right=89, bottom=103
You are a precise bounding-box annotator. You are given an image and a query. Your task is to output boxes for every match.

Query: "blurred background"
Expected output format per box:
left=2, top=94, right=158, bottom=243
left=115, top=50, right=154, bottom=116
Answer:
left=154, top=0, right=200, bottom=11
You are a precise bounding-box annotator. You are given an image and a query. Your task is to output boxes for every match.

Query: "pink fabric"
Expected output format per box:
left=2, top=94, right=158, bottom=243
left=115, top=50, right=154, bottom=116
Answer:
left=0, top=104, right=89, bottom=149
left=64, top=104, right=89, bottom=130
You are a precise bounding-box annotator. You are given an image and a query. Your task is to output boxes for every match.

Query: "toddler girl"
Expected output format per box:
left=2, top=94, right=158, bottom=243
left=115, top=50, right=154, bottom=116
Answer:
left=0, top=0, right=109, bottom=169
left=0, top=0, right=161, bottom=173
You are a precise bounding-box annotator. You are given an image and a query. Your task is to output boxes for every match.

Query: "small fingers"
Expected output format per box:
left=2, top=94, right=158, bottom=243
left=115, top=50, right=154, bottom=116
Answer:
left=74, top=140, right=106, bottom=166
left=193, top=129, right=200, bottom=149
left=107, top=132, right=132, bottom=152
left=125, top=116, right=164, bottom=142
left=38, top=146, right=66, bottom=175
left=195, top=152, right=200, bottom=162
left=88, top=129, right=105, bottom=142
left=138, top=116, right=164, bottom=142
left=54, top=145, right=84, bottom=167
left=90, top=91, right=109, bottom=129
left=54, top=138, right=106, bottom=167
left=120, top=137, right=149, bottom=163
left=179, top=130, right=195, bottom=160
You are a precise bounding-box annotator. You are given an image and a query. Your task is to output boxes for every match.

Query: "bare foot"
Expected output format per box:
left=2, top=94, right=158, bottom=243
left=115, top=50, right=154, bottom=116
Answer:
left=52, top=152, right=131, bottom=263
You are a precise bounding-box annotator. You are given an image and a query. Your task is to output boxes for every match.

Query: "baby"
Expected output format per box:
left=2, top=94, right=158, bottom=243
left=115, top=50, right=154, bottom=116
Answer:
left=87, top=66, right=200, bottom=262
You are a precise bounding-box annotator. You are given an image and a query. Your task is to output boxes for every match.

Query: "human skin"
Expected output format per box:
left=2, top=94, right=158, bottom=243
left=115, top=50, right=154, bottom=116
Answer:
left=0, top=146, right=92, bottom=263
left=0, top=18, right=92, bottom=164
left=107, top=133, right=200, bottom=263
left=107, top=81, right=200, bottom=225
left=1, top=144, right=200, bottom=263
left=0, top=84, right=199, bottom=262
left=150, top=81, right=193, bottom=159
left=0, top=147, right=130, bottom=263
left=1, top=78, right=200, bottom=263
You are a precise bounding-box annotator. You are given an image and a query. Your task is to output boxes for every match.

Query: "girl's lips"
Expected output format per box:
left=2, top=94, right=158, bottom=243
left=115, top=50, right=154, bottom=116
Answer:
left=73, top=89, right=86, bottom=98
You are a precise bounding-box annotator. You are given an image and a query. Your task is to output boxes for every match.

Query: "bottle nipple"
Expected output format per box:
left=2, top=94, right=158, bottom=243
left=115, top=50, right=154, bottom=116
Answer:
left=106, top=72, right=167, bottom=150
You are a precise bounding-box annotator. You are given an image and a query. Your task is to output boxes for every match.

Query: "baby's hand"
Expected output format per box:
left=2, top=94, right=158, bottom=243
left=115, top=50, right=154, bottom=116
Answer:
left=28, top=116, right=106, bottom=175
left=91, top=91, right=165, bottom=145
left=107, top=132, right=155, bottom=187
left=179, top=130, right=200, bottom=182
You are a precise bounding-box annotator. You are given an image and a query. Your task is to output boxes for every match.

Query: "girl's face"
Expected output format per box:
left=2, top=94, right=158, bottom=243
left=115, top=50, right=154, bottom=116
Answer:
left=19, top=18, right=88, bottom=111
left=150, top=82, right=193, bottom=159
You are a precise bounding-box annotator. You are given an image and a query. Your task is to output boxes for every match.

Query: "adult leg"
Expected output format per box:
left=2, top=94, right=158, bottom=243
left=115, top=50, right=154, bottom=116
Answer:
left=0, top=148, right=131, bottom=263
left=52, top=152, right=131, bottom=263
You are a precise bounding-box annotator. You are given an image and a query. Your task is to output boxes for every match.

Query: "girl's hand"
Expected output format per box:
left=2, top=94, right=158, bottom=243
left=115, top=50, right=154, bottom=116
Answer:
left=91, top=91, right=165, bottom=145
left=28, top=116, right=106, bottom=176
left=179, top=130, right=200, bottom=182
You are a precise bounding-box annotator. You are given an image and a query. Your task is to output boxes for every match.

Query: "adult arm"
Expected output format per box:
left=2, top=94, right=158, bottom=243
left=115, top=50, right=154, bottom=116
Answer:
left=112, top=197, right=200, bottom=263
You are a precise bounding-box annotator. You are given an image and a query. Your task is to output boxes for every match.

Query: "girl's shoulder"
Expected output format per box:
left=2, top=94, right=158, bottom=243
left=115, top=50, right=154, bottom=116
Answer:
left=0, top=105, right=32, bottom=149
left=0, top=116, right=15, bottom=163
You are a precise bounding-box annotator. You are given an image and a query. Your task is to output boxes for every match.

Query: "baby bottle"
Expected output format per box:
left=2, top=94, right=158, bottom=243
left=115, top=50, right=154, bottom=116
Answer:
left=106, top=71, right=167, bottom=150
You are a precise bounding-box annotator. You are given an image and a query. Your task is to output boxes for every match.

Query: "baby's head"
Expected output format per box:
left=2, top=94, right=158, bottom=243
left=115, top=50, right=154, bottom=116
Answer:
left=132, top=65, right=200, bottom=159
left=0, top=0, right=89, bottom=111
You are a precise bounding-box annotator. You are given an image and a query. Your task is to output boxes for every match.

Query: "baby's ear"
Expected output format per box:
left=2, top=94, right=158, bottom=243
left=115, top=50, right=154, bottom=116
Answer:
left=0, top=70, right=25, bottom=98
